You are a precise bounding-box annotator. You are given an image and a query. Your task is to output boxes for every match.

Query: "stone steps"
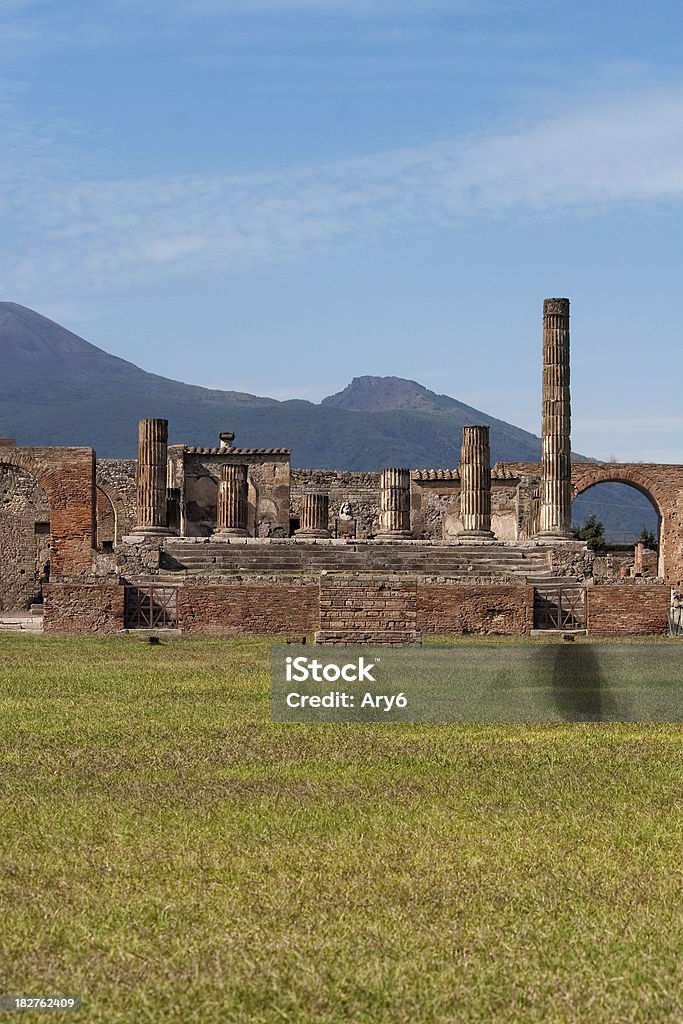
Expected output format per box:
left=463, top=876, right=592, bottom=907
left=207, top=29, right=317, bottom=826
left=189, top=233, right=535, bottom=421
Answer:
left=164, top=543, right=549, bottom=565
left=0, top=614, right=44, bottom=633
left=149, top=540, right=557, bottom=584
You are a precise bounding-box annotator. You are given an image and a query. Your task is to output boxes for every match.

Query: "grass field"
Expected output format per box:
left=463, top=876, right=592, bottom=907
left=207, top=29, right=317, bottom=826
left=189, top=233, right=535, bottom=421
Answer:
left=1, top=634, right=682, bottom=1024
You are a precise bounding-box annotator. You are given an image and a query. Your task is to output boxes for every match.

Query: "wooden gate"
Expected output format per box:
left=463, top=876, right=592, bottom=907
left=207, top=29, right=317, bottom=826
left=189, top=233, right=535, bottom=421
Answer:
left=124, top=586, right=178, bottom=629
left=534, top=586, right=586, bottom=630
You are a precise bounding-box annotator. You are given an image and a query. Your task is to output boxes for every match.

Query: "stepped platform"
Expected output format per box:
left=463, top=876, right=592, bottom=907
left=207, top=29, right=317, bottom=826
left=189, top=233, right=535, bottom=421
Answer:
left=158, top=539, right=564, bottom=584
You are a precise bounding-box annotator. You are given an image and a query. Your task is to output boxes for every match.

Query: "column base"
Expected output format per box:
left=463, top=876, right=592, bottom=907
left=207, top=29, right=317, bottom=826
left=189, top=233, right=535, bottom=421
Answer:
left=295, top=528, right=331, bottom=539
left=213, top=527, right=248, bottom=538
left=375, top=530, right=413, bottom=540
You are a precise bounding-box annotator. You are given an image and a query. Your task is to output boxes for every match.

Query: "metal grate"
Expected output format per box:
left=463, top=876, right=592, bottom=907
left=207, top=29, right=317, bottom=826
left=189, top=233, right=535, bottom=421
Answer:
left=124, top=586, right=178, bottom=629
left=534, top=586, right=586, bottom=630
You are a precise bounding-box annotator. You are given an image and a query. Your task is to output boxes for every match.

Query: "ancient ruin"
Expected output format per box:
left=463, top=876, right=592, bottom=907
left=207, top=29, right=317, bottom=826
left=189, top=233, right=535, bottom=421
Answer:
left=538, top=298, right=572, bottom=538
left=458, top=425, right=493, bottom=539
left=1, top=298, right=681, bottom=639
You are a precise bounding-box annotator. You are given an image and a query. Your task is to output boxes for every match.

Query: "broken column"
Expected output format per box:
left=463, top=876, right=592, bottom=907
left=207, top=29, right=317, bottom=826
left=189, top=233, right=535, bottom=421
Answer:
left=537, top=297, right=572, bottom=538
left=296, top=493, right=331, bottom=538
left=457, top=425, right=493, bottom=538
left=376, top=468, right=412, bottom=539
left=132, top=418, right=171, bottom=535
left=214, top=464, right=248, bottom=537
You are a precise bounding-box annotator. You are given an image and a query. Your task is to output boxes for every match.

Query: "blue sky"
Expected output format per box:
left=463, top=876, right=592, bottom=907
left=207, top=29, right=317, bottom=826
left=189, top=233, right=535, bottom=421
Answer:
left=2, top=0, right=683, bottom=460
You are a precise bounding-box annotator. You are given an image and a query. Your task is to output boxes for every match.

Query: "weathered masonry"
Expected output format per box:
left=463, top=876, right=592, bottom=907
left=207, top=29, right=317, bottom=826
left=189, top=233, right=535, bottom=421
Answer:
left=2, top=298, right=682, bottom=639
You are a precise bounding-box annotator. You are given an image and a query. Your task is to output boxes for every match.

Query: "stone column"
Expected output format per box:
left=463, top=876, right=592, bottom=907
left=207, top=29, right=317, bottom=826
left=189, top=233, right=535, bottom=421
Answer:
left=295, top=493, right=331, bottom=538
left=376, top=468, right=412, bottom=539
left=537, top=297, right=572, bottom=537
left=457, top=425, right=493, bottom=538
left=214, top=464, right=248, bottom=537
left=132, top=418, right=171, bottom=535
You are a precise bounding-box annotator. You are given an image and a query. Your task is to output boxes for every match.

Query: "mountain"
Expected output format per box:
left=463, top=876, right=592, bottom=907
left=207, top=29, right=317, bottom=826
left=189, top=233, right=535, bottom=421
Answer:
left=0, top=302, right=544, bottom=467
left=0, top=302, right=658, bottom=538
left=322, top=375, right=548, bottom=460
left=322, top=376, right=457, bottom=413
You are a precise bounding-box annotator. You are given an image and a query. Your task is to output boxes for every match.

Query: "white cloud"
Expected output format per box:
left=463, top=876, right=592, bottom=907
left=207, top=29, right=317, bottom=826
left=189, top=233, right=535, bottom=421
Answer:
left=2, top=86, right=683, bottom=296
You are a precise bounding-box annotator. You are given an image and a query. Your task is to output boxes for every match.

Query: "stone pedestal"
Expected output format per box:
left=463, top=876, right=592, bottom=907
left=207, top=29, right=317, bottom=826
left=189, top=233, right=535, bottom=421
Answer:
left=536, top=298, right=573, bottom=538
left=132, top=418, right=171, bottom=536
left=376, top=468, right=412, bottom=539
left=295, top=494, right=331, bottom=538
left=457, top=425, right=493, bottom=538
left=214, top=464, right=248, bottom=538
left=335, top=518, right=357, bottom=539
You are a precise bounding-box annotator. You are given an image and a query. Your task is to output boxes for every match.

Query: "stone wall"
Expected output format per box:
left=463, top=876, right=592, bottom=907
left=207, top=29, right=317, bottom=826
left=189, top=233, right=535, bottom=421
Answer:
left=43, top=582, right=125, bottom=634
left=0, top=466, right=50, bottom=610
left=586, top=584, right=670, bottom=634
left=292, top=470, right=527, bottom=542
left=591, top=547, right=659, bottom=582
left=291, top=470, right=381, bottom=537
left=410, top=481, right=458, bottom=540
left=182, top=454, right=290, bottom=538
left=418, top=583, right=534, bottom=635
left=548, top=542, right=594, bottom=579
left=96, top=459, right=137, bottom=541
left=410, top=474, right=524, bottom=541
left=177, top=580, right=319, bottom=635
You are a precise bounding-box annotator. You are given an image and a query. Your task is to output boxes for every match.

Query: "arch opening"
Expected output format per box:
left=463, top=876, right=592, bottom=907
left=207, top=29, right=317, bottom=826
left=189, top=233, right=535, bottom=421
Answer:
left=571, top=480, right=662, bottom=578
left=96, top=485, right=118, bottom=549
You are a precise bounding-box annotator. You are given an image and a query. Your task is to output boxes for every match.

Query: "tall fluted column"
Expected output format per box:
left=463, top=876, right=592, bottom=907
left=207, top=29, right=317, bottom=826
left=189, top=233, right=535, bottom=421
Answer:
left=132, top=418, right=171, bottom=535
left=376, top=468, right=412, bottom=539
left=537, top=297, right=572, bottom=537
left=457, top=425, right=493, bottom=538
left=296, top=493, right=331, bottom=538
left=214, top=464, right=248, bottom=537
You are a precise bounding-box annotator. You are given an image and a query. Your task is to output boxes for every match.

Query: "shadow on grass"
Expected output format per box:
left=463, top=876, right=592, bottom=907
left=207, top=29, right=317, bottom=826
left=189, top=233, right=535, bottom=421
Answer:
left=537, top=643, right=614, bottom=722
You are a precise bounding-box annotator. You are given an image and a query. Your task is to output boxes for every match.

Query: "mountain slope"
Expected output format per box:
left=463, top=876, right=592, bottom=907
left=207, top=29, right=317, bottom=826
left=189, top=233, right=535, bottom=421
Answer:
left=0, top=302, right=544, bottom=467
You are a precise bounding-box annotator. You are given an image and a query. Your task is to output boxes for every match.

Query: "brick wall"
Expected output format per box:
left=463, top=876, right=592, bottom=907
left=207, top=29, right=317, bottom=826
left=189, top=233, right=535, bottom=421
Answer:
left=177, top=581, right=319, bottom=635
left=317, top=575, right=420, bottom=643
left=587, top=584, right=670, bottom=635
left=319, top=576, right=417, bottom=631
left=0, top=447, right=96, bottom=575
left=40, top=576, right=673, bottom=638
left=418, top=583, right=534, bottom=635
left=44, top=582, right=125, bottom=634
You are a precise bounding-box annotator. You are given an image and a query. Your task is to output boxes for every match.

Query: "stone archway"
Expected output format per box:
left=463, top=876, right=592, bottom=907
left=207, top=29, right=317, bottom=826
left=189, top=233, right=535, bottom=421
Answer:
left=571, top=463, right=683, bottom=585
left=0, top=446, right=96, bottom=575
